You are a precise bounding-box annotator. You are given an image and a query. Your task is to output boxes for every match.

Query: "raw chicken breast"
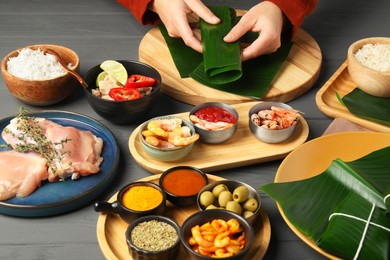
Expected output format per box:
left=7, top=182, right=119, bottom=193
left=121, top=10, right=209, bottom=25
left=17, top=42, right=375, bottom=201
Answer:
left=1, top=117, right=60, bottom=147
left=45, top=124, right=104, bottom=181
left=0, top=151, right=48, bottom=201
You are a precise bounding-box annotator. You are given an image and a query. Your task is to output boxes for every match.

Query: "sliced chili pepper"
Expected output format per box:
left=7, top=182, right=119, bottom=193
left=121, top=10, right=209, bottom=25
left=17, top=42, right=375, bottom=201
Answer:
left=125, top=74, right=156, bottom=89
left=108, top=88, right=141, bottom=101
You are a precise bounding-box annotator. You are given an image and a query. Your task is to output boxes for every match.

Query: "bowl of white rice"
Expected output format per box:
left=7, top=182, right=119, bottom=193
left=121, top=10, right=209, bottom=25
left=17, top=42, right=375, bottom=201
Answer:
left=347, top=37, right=390, bottom=98
left=1, top=44, right=80, bottom=106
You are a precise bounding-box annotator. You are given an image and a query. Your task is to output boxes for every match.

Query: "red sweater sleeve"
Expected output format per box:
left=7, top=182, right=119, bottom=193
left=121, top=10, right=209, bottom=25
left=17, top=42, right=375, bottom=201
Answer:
left=116, top=0, right=160, bottom=25
left=265, top=0, right=318, bottom=36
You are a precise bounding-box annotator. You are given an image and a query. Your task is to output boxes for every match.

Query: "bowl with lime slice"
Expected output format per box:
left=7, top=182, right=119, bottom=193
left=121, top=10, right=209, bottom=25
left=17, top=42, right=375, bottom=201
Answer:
left=84, top=60, right=161, bottom=124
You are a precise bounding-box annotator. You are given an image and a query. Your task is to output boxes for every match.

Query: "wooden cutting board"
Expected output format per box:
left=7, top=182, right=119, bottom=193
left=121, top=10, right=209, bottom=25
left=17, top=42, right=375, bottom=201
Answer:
left=139, top=11, right=322, bottom=106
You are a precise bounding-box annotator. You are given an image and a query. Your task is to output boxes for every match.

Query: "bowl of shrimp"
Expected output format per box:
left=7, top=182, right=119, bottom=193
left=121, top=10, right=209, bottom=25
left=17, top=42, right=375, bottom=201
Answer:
left=138, top=116, right=200, bottom=162
left=248, top=102, right=300, bottom=144
left=181, top=209, right=254, bottom=260
left=189, top=102, right=239, bottom=144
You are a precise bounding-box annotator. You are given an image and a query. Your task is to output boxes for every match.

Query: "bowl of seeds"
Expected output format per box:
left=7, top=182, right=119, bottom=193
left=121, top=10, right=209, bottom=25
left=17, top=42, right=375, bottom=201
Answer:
left=125, top=215, right=181, bottom=260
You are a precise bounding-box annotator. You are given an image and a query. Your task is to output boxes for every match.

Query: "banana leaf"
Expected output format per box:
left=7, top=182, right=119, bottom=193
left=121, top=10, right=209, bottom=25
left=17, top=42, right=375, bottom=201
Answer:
left=159, top=6, right=293, bottom=99
left=200, top=6, right=242, bottom=84
left=260, top=146, right=390, bottom=260
left=337, top=88, right=390, bottom=126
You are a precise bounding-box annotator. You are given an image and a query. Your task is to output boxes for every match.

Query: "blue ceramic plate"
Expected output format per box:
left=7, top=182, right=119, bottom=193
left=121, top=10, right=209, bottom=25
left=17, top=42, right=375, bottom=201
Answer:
left=0, top=111, right=119, bottom=217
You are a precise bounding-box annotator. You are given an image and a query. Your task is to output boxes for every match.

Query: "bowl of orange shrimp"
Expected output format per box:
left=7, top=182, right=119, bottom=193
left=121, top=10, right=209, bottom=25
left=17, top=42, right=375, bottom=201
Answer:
left=181, top=209, right=254, bottom=259
left=138, top=116, right=200, bottom=161
left=248, top=102, right=300, bottom=144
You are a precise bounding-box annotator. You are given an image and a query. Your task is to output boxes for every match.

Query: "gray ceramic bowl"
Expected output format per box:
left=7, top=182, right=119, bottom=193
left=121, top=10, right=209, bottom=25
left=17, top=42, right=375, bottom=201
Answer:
left=159, top=166, right=209, bottom=207
left=248, top=102, right=298, bottom=144
left=181, top=209, right=254, bottom=260
left=126, top=215, right=181, bottom=260
left=197, top=180, right=261, bottom=225
left=189, top=102, right=238, bottom=144
left=139, top=116, right=198, bottom=162
left=94, top=181, right=166, bottom=224
left=84, top=60, right=161, bottom=124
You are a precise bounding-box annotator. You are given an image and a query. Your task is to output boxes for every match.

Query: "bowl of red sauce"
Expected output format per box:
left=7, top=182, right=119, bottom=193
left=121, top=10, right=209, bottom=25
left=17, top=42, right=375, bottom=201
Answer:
left=159, top=166, right=209, bottom=207
left=189, top=102, right=238, bottom=144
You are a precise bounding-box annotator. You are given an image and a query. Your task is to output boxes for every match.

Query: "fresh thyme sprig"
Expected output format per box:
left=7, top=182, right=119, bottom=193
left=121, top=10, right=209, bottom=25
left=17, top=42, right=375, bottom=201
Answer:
left=0, top=108, right=72, bottom=179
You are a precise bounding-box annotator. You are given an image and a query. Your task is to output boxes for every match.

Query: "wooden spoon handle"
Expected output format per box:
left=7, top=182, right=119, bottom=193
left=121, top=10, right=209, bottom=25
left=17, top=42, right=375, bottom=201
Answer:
left=45, top=48, right=89, bottom=89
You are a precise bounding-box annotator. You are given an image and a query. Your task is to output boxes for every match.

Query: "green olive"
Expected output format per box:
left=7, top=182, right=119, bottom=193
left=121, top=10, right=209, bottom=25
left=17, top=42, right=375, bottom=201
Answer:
left=205, top=204, right=218, bottom=210
left=212, top=184, right=229, bottom=198
left=226, top=201, right=242, bottom=215
left=232, top=186, right=249, bottom=203
left=199, top=191, right=215, bottom=208
left=243, top=197, right=259, bottom=212
left=243, top=211, right=254, bottom=219
left=218, top=190, right=232, bottom=207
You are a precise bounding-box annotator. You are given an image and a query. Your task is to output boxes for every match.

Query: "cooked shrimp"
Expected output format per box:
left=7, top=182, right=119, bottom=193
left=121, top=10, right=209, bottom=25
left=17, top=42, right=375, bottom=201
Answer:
left=191, top=225, right=214, bottom=248
left=147, top=118, right=183, bottom=138
left=227, top=219, right=242, bottom=234
left=258, top=109, right=275, bottom=120
left=214, top=231, right=231, bottom=248
left=211, top=219, right=228, bottom=233
left=190, top=115, right=233, bottom=131
left=215, top=248, right=234, bottom=258
left=167, top=126, right=199, bottom=146
left=145, top=136, right=175, bottom=149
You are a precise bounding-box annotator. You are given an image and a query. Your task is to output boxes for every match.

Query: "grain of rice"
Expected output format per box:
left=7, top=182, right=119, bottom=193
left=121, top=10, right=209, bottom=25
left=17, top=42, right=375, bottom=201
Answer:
left=354, top=43, right=390, bottom=72
left=6, top=48, right=67, bottom=80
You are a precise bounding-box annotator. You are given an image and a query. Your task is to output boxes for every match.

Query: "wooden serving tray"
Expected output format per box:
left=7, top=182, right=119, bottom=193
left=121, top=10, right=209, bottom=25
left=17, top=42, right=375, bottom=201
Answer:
left=128, top=102, right=309, bottom=174
left=96, top=174, right=271, bottom=260
left=315, top=61, right=390, bottom=133
left=139, top=10, right=322, bottom=106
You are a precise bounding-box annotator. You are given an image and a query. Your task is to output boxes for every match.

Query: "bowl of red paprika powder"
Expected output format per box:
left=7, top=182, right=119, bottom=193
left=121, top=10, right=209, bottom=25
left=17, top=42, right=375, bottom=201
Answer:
left=159, top=166, right=209, bottom=206
left=189, top=102, right=239, bottom=144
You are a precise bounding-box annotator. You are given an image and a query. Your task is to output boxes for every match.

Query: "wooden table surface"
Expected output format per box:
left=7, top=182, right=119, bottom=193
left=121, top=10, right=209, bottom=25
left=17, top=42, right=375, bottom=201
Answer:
left=0, top=0, right=389, bottom=259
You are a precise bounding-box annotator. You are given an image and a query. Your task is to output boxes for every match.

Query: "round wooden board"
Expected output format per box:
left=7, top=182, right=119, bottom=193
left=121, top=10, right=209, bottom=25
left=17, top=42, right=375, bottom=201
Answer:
left=139, top=10, right=322, bottom=106
left=96, top=174, right=271, bottom=260
left=128, top=101, right=309, bottom=174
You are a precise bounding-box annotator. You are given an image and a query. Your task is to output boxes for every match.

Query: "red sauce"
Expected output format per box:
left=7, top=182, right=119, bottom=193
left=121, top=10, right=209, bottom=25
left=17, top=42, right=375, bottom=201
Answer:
left=194, top=106, right=237, bottom=124
left=162, top=169, right=207, bottom=196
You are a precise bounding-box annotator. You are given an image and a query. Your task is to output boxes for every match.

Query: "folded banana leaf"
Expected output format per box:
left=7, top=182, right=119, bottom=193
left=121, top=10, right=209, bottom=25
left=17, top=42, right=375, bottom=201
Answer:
left=337, top=88, right=390, bottom=126
left=200, top=6, right=242, bottom=84
left=159, top=6, right=293, bottom=99
left=260, top=146, right=390, bottom=260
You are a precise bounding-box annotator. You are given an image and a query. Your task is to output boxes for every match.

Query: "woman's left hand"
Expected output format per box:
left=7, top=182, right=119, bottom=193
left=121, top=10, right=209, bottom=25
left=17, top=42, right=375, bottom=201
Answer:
left=223, top=1, right=285, bottom=61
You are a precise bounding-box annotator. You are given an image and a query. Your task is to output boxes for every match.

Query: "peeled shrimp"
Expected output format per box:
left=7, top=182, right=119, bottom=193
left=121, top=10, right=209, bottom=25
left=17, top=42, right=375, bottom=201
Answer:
left=252, top=106, right=299, bottom=130
left=147, top=118, right=183, bottom=138
left=190, top=115, right=233, bottom=131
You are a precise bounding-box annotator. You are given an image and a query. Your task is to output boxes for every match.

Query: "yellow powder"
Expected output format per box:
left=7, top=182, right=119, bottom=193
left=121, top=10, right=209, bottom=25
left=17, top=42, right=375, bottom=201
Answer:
left=122, top=185, right=163, bottom=211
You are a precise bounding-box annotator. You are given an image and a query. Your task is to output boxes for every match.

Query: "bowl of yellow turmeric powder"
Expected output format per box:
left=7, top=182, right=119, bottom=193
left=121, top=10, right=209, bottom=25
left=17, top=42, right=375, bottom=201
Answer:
left=94, top=181, right=166, bottom=223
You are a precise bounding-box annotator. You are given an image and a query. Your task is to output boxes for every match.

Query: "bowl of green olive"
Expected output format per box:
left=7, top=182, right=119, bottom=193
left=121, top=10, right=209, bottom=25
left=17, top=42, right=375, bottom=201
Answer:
left=197, top=180, right=261, bottom=225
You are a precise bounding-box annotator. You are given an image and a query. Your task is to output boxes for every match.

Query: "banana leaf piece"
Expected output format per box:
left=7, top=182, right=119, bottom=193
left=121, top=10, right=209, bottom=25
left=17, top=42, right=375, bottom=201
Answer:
left=159, top=6, right=293, bottom=99
left=260, top=146, right=390, bottom=260
left=200, top=6, right=242, bottom=84
left=338, top=88, right=390, bottom=126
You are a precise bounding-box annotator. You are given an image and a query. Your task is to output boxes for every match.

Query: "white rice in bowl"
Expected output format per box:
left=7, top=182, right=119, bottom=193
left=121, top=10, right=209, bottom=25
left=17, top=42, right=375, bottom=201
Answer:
left=354, top=43, right=390, bottom=72
left=6, top=48, right=68, bottom=80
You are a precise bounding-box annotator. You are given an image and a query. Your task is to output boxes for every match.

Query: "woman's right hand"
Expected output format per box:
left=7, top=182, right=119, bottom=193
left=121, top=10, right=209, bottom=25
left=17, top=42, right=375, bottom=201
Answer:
left=149, top=0, right=220, bottom=53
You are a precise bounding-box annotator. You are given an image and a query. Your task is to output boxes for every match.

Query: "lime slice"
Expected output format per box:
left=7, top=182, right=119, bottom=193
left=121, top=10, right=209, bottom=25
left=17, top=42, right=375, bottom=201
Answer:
left=96, top=71, right=108, bottom=87
left=100, top=60, right=128, bottom=85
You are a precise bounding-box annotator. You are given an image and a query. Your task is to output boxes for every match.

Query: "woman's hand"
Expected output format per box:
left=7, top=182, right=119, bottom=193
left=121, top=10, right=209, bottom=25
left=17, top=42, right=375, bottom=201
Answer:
left=224, top=1, right=285, bottom=61
left=149, top=0, right=220, bottom=53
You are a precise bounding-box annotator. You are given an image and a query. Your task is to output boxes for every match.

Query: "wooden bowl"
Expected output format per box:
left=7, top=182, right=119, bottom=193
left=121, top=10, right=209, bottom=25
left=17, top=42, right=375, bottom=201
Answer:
left=1, top=44, right=80, bottom=106
left=347, top=37, right=390, bottom=97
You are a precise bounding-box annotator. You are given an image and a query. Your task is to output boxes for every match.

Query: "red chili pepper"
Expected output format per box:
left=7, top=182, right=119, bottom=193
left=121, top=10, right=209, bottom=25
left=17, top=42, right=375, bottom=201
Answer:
left=125, top=74, right=156, bottom=89
left=108, top=88, right=141, bottom=101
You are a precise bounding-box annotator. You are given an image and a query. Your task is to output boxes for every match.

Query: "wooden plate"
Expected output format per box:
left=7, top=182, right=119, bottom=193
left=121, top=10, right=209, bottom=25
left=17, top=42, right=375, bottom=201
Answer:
left=139, top=10, right=322, bottom=106
left=275, top=132, right=390, bottom=259
left=128, top=101, right=309, bottom=174
left=96, top=174, right=271, bottom=260
left=315, top=60, right=390, bottom=133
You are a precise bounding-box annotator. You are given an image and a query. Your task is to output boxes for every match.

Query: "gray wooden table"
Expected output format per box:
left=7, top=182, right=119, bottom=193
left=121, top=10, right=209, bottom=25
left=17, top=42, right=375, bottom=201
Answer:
left=0, top=0, right=389, bottom=259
